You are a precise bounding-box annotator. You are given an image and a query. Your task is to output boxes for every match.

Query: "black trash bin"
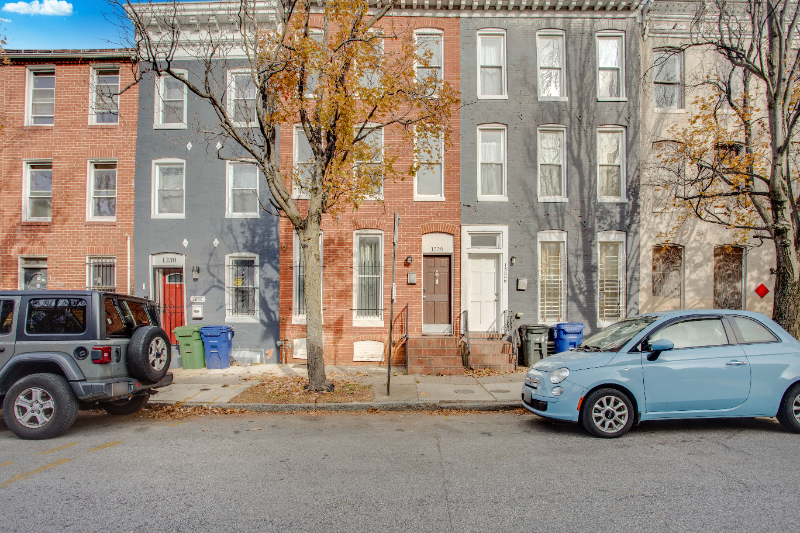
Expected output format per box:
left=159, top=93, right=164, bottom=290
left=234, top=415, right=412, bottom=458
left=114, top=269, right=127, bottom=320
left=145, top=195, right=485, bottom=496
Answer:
left=518, top=324, right=551, bottom=367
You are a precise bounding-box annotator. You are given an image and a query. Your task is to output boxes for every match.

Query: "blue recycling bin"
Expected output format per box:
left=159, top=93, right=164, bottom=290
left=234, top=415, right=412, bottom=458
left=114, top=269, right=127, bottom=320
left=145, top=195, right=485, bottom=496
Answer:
left=199, top=326, right=235, bottom=369
left=553, top=322, right=585, bottom=353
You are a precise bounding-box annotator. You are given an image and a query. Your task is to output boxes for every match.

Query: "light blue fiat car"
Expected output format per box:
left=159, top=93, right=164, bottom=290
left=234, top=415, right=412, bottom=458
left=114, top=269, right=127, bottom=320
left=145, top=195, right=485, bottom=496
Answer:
left=521, top=310, right=800, bottom=438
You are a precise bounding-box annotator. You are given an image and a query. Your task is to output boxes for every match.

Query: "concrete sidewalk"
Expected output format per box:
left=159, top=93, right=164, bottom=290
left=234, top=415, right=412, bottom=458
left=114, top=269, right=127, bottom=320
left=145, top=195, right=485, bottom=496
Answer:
left=150, top=364, right=526, bottom=412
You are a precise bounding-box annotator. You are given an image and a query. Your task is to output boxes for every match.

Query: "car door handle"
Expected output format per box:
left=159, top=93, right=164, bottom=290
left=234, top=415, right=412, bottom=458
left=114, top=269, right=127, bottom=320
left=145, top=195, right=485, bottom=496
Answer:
left=726, top=360, right=748, bottom=366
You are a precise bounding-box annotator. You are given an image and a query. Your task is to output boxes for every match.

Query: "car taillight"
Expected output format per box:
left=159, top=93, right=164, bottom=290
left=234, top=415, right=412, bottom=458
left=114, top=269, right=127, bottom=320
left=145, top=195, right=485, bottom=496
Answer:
left=91, top=346, right=112, bottom=364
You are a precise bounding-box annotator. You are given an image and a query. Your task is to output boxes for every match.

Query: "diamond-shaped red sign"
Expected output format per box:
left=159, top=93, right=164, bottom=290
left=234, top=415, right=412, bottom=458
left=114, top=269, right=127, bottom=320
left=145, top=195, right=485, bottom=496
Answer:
left=755, top=283, right=770, bottom=299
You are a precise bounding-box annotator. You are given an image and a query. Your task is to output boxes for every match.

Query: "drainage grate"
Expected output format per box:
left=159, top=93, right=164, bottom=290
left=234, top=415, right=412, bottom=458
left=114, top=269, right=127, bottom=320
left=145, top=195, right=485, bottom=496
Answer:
left=454, top=389, right=474, bottom=394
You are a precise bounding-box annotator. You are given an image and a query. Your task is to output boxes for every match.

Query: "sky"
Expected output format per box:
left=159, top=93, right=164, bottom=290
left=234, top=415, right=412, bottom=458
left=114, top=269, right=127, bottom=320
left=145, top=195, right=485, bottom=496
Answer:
left=1, top=0, right=134, bottom=50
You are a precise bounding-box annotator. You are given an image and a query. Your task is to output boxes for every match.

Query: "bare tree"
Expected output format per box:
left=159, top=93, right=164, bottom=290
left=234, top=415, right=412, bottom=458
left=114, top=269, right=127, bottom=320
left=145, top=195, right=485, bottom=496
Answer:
left=108, top=0, right=458, bottom=389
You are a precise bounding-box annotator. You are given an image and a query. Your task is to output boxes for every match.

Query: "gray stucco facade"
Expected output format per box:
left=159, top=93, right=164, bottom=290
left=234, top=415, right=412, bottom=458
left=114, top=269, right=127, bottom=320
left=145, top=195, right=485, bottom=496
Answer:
left=133, top=62, right=279, bottom=364
left=460, top=15, right=641, bottom=335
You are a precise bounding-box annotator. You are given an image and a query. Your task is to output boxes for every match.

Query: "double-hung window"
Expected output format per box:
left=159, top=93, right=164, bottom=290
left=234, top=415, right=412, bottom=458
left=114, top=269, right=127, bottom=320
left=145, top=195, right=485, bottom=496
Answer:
left=597, top=126, right=626, bottom=201
left=229, top=70, right=258, bottom=127
left=152, top=159, right=185, bottom=218
left=598, top=232, right=626, bottom=326
left=354, top=126, right=383, bottom=199
left=92, top=67, right=120, bottom=124
left=354, top=231, right=383, bottom=323
left=538, top=126, right=567, bottom=202
left=537, top=30, right=566, bottom=101
left=24, top=162, right=52, bottom=221
left=477, top=30, right=506, bottom=98
left=293, top=231, right=323, bottom=323
left=28, top=69, right=55, bottom=125
left=226, top=162, right=259, bottom=218
left=414, top=126, right=444, bottom=200
left=87, top=256, right=116, bottom=291
left=652, top=244, right=683, bottom=309
left=293, top=125, right=313, bottom=199
left=477, top=125, right=506, bottom=201
left=359, top=33, right=383, bottom=91
left=154, top=71, right=187, bottom=128
left=653, top=49, right=683, bottom=109
left=225, top=253, right=259, bottom=321
left=596, top=32, right=625, bottom=100
left=88, top=161, right=117, bottom=220
left=415, top=29, right=443, bottom=96
left=538, top=231, right=567, bottom=323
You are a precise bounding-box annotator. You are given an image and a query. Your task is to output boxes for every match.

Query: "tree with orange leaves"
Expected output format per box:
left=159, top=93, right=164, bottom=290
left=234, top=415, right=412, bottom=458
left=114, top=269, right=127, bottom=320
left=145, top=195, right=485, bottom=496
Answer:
left=115, top=0, right=459, bottom=390
left=647, top=0, right=800, bottom=337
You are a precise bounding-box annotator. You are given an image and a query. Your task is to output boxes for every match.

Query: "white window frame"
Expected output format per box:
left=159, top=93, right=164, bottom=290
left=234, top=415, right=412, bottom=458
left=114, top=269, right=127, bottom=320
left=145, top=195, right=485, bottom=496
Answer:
left=414, top=28, right=444, bottom=98
left=86, top=255, right=116, bottom=291
left=22, top=160, right=53, bottom=222
left=18, top=256, right=47, bottom=291
left=653, top=48, right=684, bottom=110
left=596, top=126, right=627, bottom=202
left=151, top=158, right=186, bottom=219
left=358, top=31, right=384, bottom=94
left=153, top=70, right=188, bottom=129
left=353, top=230, right=384, bottom=327
left=26, top=67, right=56, bottom=127
left=227, top=69, right=258, bottom=128
left=477, top=29, right=507, bottom=100
left=537, top=230, right=568, bottom=325
left=413, top=126, right=445, bottom=201
left=477, top=124, right=508, bottom=202
left=536, top=30, right=567, bottom=102
left=597, top=231, right=626, bottom=328
left=225, top=160, right=260, bottom=218
left=293, top=124, right=313, bottom=199
left=225, top=252, right=260, bottom=322
left=293, top=231, right=323, bottom=324
left=304, top=29, right=325, bottom=98
left=537, top=125, right=568, bottom=203
left=354, top=124, right=384, bottom=200
left=89, top=65, right=120, bottom=125
left=596, top=31, right=626, bottom=102
left=86, top=160, right=117, bottom=222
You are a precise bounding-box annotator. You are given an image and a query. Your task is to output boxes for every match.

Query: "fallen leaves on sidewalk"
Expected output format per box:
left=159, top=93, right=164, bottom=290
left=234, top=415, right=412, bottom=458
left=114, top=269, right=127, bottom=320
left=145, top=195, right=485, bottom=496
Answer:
left=132, top=404, right=261, bottom=420
left=229, top=374, right=373, bottom=404
left=465, top=368, right=524, bottom=378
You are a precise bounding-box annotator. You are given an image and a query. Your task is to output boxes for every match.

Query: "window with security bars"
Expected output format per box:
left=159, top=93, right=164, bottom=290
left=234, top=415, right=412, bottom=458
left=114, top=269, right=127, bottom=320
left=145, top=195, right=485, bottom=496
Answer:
left=87, top=257, right=116, bottom=291
left=598, top=242, right=626, bottom=323
left=355, top=234, right=382, bottom=319
left=226, top=256, right=258, bottom=318
left=714, top=245, right=744, bottom=310
left=653, top=245, right=683, bottom=306
left=93, top=68, right=120, bottom=124
left=29, top=70, right=55, bottom=125
left=539, top=241, right=566, bottom=322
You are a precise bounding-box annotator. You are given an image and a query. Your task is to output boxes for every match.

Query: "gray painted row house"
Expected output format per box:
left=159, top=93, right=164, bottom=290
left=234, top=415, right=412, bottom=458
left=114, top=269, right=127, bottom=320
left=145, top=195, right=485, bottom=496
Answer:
left=459, top=12, right=641, bottom=336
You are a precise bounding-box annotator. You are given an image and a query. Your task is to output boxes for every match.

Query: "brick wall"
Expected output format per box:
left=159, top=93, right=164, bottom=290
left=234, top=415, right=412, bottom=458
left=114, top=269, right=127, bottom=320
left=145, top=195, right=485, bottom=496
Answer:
left=0, top=56, right=138, bottom=293
left=279, top=17, right=462, bottom=365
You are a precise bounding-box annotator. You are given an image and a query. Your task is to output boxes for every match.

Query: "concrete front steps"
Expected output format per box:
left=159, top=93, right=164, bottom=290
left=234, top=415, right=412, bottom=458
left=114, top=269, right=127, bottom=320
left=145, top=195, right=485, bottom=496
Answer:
left=406, top=335, right=517, bottom=375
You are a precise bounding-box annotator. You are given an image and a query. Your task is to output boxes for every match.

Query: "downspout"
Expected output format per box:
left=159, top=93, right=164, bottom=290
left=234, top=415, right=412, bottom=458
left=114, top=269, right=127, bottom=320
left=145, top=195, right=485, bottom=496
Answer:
left=125, top=233, right=131, bottom=295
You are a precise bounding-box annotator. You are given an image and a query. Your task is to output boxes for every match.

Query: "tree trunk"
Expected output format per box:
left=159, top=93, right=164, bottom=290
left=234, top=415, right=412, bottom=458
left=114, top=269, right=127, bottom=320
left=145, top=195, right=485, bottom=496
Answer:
left=298, top=217, right=330, bottom=391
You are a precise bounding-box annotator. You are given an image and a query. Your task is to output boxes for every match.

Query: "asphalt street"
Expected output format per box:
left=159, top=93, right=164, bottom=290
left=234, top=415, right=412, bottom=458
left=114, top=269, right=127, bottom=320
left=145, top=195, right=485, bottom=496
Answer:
left=0, top=410, right=798, bottom=533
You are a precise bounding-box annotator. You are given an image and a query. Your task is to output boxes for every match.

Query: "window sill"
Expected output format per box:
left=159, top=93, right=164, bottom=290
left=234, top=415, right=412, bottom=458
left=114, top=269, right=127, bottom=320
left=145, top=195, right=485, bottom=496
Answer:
left=151, top=214, right=186, bottom=220
left=477, top=196, right=509, bottom=203
left=538, top=96, right=569, bottom=102
left=291, top=194, right=310, bottom=201
left=477, top=95, right=508, bottom=100
left=292, top=315, right=306, bottom=325
left=353, top=318, right=384, bottom=328
left=653, top=108, right=687, bottom=114
left=538, top=197, right=568, bottom=203
left=154, top=123, right=188, bottom=130
left=598, top=197, right=628, bottom=203
left=89, top=123, right=120, bottom=127
left=22, top=125, right=54, bottom=130
left=225, top=315, right=260, bottom=323
left=85, top=220, right=117, bottom=226
left=225, top=213, right=260, bottom=219
left=20, top=220, right=51, bottom=226
left=414, top=196, right=446, bottom=202
left=597, top=97, right=628, bottom=102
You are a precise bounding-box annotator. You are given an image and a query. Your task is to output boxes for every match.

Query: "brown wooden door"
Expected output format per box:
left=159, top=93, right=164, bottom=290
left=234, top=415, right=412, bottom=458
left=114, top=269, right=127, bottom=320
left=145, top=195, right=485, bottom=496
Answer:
left=423, top=256, right=451, bottom=325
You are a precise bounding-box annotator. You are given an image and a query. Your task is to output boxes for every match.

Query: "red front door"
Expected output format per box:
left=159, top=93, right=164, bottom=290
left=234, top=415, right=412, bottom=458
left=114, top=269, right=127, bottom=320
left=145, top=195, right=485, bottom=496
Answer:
left=155, top=268, right=185, bottom=343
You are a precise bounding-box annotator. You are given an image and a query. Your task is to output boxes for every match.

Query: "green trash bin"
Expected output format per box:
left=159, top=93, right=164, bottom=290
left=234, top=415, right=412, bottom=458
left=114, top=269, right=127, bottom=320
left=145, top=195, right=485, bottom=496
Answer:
left=173, top=325, right=207, bottom=369
left=518, top=325, right=550, bottom=368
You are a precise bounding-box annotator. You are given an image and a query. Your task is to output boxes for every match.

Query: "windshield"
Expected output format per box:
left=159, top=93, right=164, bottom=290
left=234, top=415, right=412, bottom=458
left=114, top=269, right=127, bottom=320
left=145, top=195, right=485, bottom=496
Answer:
left=578, top=317, right=659, bottom=352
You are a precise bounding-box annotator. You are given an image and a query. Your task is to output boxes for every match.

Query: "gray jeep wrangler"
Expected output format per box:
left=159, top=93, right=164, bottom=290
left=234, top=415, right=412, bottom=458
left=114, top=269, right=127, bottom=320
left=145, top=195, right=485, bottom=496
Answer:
left=0, top=291, right=173, bottom=439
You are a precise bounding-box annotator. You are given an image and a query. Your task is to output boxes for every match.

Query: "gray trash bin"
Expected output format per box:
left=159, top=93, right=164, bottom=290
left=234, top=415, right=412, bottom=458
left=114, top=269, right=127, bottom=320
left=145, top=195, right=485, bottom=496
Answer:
left=519, top=324, right=551, bottom=367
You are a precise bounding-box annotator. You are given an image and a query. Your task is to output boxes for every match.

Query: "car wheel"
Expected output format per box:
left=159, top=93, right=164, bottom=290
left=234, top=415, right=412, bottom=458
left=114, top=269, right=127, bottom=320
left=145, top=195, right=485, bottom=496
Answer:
left=580, top=388, right=635, bottom=438
left=100, top=394, right=149, bottom=416
left=127, top=326, right=171, bottom=383
left=2, top=373, right=79, bottom=440
left=776, top=383, right=800, bottom=433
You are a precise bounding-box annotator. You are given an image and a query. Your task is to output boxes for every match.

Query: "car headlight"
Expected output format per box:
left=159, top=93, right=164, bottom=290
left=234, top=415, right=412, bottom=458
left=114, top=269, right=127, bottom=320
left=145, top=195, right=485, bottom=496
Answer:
left=550, top=368, right=570, bottom=384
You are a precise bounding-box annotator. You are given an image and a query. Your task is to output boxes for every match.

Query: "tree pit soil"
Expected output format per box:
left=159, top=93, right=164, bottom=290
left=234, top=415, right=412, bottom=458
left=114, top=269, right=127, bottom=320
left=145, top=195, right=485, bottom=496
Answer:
left=229, top=373, right=374, bottom=404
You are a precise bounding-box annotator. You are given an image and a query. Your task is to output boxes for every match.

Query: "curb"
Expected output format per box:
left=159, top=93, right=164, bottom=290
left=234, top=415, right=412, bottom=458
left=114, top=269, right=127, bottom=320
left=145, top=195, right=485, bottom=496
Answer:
left=151, top=400, right=522, bottom=413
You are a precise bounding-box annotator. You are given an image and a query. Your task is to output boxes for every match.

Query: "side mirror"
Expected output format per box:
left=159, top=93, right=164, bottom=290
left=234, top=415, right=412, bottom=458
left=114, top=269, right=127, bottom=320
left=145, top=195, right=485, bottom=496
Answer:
left=646, top=339, right=674, bottom=361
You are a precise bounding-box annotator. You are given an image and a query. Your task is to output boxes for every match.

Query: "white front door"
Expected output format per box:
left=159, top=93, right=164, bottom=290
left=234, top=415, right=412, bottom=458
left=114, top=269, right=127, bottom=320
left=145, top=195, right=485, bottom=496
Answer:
left=469, top=253, right=499, bottom=332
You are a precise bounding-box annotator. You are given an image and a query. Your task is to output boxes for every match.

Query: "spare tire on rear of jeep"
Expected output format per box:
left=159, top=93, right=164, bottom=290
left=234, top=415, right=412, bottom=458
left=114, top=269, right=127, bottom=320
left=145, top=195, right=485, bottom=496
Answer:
left=127, top=326, right=171, bottom=383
